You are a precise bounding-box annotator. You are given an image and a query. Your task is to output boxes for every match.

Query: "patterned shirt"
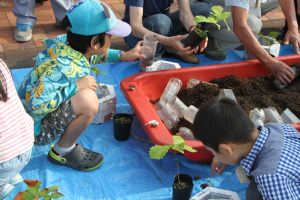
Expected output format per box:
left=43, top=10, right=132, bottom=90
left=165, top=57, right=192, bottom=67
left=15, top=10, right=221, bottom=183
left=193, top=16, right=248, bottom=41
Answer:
left=18, top=34, right=122, bottom=136
left=240, top=124, right=300, bottom=199
left=0, top=59, right=34, bottom=162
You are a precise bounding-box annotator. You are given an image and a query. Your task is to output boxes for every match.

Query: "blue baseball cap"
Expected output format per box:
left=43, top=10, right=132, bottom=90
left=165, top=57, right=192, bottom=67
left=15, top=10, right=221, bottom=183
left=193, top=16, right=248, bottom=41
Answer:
left=66, top=0, right=131, bottom=37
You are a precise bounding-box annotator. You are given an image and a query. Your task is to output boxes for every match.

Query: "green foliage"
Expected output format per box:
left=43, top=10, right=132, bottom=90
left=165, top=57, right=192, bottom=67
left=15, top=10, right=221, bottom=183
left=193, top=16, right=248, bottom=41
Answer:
left=194, top=5, right=231, bottom=35
left=258, top=31, right=280, bottom=46
left=149, top=136, right=197, bottom=160
left=17, top=180, right=63, bottom=200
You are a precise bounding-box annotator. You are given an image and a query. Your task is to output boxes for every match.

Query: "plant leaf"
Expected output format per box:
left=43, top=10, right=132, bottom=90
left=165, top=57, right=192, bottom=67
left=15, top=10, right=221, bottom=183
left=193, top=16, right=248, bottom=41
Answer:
left=149, top=145, right=172, bottom=160
left=22, top=191, right=35, bottom=200
left=184, top=144, right=197, bottom=153
left=194, top=15, right=209, bottom=24
left=172, top=135, right=185, bottom=145
left=268, top=31, right=280, bottom=40
left=211, top=5, right=224, bottom=16
left=50, top=192, right=64, bottom=199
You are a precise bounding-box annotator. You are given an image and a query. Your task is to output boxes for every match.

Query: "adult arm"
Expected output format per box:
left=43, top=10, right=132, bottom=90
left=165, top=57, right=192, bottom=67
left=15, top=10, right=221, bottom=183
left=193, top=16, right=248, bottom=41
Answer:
left=231, top=6, right=294, bottom=84
left=177, top=0, right=196, bottom=31
left=278, top=0, right=300, bottom=53
left=129, top=6, right=193, bottom=53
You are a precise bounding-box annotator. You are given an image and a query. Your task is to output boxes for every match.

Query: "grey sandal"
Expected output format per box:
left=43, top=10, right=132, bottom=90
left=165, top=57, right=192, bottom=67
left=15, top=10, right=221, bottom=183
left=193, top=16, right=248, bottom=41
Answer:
left=48, top=144, right=104, bottom=171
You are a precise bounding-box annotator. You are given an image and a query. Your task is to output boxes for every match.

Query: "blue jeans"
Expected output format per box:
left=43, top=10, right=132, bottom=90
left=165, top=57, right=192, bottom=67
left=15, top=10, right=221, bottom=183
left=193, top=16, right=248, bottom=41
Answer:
left=0, top=149, right=32, bottom=189
left=124, top=2, right=210, bottom=55
left=13, top=0, right=72, bottom=26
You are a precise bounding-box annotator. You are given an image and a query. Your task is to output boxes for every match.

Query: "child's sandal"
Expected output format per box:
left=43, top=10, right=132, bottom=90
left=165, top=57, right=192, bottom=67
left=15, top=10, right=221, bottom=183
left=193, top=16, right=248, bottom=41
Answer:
left=48, top=144, right=104, bottom=171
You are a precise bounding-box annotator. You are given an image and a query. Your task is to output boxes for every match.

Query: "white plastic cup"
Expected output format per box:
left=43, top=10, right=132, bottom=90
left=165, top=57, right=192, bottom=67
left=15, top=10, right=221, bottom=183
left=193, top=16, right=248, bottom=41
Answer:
left=249, top=108, right=265, bottom=128
left=184, top=105, right=199, bottom=124
left=263, top=107, right=284, bottom=124
left=177, top=127, right=195, bottom=140
left=139, top=34, right=158, bottom=69
left=159, top=78, right=182, bottom=105
left=169, top=97, right=188, bottom=118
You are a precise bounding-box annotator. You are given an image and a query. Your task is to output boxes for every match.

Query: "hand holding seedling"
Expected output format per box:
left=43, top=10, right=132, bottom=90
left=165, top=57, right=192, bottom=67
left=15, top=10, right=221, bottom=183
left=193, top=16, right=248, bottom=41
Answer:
left=165, top=35, right=195, bottom=55
left=76, top=75, right=97, bottom=92
left=122, top=41, right=145, bottom=62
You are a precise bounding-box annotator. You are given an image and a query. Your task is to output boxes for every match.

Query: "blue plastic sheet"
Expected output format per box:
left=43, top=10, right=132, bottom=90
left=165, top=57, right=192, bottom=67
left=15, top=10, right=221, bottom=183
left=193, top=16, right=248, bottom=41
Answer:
left=7, top=46, right=294, bottom=200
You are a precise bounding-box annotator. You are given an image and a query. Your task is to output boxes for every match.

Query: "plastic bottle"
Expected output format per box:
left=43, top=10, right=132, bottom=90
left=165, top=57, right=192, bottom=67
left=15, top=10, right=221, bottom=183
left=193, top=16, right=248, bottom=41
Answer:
left=249, top=108, right=265, bottom=128
left=169, top=97, right=188, bottom=118
left=263, top=107, right=284, bottom=124
left=159, top=78, right=182, bottom=105
left=177, top=127, right=195, bottom=140
left=219, top=89, right=237, bottom=102
left=155, top=102, right=179, bottom=129
left=184, top=105, right=199, bottom=124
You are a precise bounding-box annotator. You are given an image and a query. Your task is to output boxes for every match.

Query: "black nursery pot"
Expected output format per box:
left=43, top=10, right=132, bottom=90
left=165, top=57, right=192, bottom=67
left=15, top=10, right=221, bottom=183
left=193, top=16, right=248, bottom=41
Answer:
left=181, top=30, right=205, bottom=49
left=172, top=174, right=194, bottom=200
left=113, top=114, right=133, bottom=141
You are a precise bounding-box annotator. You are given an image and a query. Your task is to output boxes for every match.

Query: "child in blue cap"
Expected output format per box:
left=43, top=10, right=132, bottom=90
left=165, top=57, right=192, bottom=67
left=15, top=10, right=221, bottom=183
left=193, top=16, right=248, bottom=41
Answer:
left=18, top=0, right=143, bottom=171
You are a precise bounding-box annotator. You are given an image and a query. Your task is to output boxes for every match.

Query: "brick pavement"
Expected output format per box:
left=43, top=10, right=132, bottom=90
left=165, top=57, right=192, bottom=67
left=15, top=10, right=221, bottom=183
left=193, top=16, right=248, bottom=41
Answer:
left=0, top=0, right=285, bottom=68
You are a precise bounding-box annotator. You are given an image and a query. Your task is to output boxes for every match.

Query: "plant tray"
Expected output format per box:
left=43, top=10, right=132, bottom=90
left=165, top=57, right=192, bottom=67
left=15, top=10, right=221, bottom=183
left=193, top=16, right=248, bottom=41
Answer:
left=120, top=55, right=300, bottom=163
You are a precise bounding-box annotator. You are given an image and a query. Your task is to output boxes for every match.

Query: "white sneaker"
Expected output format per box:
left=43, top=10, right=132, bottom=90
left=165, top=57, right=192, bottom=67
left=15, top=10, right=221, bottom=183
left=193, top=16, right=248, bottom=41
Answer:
left=0, top=184, right=14, bottom=200
left=10, top=173, right=23, bottom=185
left=14, top=23, right=33, bottom=42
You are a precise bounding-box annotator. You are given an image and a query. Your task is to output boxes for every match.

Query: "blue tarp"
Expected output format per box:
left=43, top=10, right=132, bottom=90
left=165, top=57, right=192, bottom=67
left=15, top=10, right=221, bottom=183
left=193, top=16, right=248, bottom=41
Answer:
left=7, top=46, right=294, bottom=200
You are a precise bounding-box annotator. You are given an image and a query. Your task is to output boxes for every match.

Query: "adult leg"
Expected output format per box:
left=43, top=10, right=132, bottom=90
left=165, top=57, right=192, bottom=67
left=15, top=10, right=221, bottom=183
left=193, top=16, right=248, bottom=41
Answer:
left=13, top=0, right=36, bottom=42
left=50, top=0, right=72, bottom=25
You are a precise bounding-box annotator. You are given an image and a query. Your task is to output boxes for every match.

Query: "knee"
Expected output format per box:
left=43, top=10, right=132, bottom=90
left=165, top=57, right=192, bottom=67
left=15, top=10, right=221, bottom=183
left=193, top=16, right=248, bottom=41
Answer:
left=248, top=15, right=262, bottom=35
left=144, top=14, right=171, bottom=35
left=190, top=2, right=211, bottom=17
left=71, top=89, right=99, bottom=121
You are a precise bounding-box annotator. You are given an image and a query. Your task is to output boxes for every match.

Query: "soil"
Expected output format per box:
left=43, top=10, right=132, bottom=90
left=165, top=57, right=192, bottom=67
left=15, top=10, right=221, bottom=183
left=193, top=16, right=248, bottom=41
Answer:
left=114, top=116, right=132, bottom=124
left=170, top=74, right=300, bottom=134
left=181, top=29, right=205, bottom=49
left=174, top=180, right=193, bottom=190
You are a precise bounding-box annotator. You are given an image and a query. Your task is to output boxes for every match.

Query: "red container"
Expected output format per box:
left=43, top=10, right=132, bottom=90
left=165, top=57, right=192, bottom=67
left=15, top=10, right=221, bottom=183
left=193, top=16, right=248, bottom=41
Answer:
left=121, top=55, right=300, bottom=163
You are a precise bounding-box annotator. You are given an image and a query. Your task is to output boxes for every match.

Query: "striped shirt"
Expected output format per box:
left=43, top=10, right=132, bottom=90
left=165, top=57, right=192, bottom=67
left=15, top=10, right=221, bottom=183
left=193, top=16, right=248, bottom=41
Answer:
left=0, top=59, right=34, bottom=163
left=240, top=124, right=300, bottom=199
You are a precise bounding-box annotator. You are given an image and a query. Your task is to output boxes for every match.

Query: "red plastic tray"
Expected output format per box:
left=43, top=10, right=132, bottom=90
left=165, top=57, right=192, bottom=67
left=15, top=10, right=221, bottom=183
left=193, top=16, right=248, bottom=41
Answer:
left=121, top=55, right=300, bottom=163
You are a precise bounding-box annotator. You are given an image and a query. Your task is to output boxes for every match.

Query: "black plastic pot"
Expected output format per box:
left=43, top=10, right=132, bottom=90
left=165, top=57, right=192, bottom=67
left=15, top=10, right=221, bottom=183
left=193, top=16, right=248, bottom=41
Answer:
left=181, top=30, right=205, bottom=49
left=172, top=174, right=194, bottom=200
left=113, top=114, right=133, bottom=141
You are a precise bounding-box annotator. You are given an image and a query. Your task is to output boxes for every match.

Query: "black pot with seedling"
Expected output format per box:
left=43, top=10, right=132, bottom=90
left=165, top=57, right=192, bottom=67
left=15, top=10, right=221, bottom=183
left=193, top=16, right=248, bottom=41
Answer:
left=149, top=135, right=197, bottom=200
left=182, top=5, right=230, bottom=49
left=113, top=113, right=133, bottom=141
left=91, top=66, right=133, bottom=141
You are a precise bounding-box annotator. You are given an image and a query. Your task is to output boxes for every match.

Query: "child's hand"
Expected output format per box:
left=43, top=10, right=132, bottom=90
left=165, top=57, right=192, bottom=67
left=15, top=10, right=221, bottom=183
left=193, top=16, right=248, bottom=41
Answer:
left=210, top=157, right=227, bottom=176
left=121, top=41, right=145, bottom=62
left=76, top=76, right=97, bottom=92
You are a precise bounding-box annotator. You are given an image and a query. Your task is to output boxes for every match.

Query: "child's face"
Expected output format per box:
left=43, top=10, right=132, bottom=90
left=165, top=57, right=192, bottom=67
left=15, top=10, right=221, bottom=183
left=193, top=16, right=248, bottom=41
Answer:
left=97, top=34, right=112, bottom=55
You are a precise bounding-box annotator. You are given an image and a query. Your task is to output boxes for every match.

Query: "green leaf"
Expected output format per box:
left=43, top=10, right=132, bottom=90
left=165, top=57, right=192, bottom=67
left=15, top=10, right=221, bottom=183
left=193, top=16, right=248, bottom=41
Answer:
left=90, top=66, right=101, bottom=76
left=50, top=193, right=64, bottom=199
left=149, top=145, right=172, bottom=160
left=171, top=143, right=185, bottom=154
left=211, top=5, right=224, bottom=16
left=268, top=31, right=280, bottom=40
left=184, top=144, right=197, bottom=153
left=194, top=15, right=209, bottom=24
left=172, top=135, right=184, bottom=145
left=22, top=191, right=35, bottom=200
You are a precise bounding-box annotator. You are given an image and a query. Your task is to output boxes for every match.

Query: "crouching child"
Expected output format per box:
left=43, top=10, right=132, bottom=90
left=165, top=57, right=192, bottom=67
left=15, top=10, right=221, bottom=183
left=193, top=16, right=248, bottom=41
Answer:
left=192, top=97, right=300, bottom=200
left=18, top=0, right=144, bottom=171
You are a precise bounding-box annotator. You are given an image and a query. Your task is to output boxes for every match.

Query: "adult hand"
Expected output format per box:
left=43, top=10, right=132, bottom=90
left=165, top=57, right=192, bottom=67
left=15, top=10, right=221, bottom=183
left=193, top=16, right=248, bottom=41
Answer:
left=284, top=27, right=300, bottom=54
left=166, top=35, right=195, bottom=55
left=122, top=41, right=145, bottom=62
left=76, top=76, right=97, bottom=92
left=189, top=26, right=208, bottom=53
left=210, top=157, right=227, bottom=176
left=267, top=60, right=295, bottom=84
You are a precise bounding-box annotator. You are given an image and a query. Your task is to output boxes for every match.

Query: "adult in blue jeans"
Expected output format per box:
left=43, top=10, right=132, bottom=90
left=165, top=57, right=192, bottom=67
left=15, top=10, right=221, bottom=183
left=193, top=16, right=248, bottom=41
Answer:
left=13, top=0, right=72, bottom=42
left=123, top=0, right=224, bottom=63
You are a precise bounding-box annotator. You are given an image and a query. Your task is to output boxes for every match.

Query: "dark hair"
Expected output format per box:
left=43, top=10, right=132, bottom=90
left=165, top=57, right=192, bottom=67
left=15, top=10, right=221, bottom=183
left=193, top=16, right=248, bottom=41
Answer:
left=0, top=69, right=8, bottom=102
left=64, top=16, right=106, bottom=54
left=192, top=97, right=254, bottom=152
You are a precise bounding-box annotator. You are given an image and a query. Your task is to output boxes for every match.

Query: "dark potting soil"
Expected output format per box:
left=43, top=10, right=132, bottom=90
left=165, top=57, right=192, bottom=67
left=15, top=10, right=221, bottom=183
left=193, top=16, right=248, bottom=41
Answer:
left=174, top=180, right=193, bottom=190
left=171, top=75, right=300, bottom=134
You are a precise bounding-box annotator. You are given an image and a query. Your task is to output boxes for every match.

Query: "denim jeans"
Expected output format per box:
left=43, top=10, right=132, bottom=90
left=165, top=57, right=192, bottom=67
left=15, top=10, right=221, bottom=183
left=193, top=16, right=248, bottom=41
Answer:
left=0, top=149, right=32, bottom=189
left=124, top=2, right=210, bottom=55
left=13, top=0, right=72, bottom=26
